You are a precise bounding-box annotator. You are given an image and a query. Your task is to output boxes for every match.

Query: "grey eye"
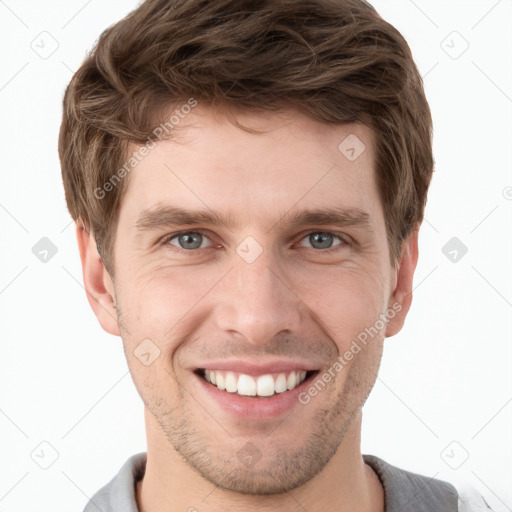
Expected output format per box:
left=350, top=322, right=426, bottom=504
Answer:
left=168, top=232, right=209, bottom=250
left=299, top=232, right=342, bottom=250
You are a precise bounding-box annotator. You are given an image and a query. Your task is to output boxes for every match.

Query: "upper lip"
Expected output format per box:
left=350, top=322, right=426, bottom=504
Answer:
left=193, top=359, right=319, bottom=376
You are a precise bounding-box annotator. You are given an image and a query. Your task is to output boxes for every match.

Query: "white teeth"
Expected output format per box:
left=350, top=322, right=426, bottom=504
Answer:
left=238, top=374, right=257, bottom=396
left=216, top=372, right=225, bottom=390
left=275, top=373, right=288, bottom=393
left=286, top=372, right=297, bottom=390
left=203, top=369, right=309, bottom=397
left=225, top=372, right=237, bottom=393
left=256, top=375, right=275, bottom=397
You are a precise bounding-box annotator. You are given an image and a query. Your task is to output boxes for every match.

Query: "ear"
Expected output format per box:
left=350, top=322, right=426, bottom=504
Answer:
left=385, top=229, right=419, bottom=338
left=76, top=222, right=120, bottom=336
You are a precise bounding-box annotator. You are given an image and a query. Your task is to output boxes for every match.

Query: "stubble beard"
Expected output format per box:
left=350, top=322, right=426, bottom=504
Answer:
left=115, top=302, right=383, bottom=495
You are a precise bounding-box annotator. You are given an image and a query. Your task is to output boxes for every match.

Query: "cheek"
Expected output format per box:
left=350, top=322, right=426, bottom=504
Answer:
left=293, top=266, right=388, bottom=348
left=118, top=264, right=218, bottom=335
left=117, top=248, right=390, bottom=356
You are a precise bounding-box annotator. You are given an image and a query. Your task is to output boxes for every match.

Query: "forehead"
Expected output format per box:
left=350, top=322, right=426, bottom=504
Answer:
left=119, top=105, right=382, bottom=227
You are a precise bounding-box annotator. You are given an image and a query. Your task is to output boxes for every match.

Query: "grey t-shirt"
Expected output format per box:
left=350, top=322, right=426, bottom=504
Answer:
left=83, top=452, right=490, bottom=511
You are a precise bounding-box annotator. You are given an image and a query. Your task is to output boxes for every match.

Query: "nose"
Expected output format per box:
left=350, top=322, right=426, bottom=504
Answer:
left=212, top=248, right=304, bottom=346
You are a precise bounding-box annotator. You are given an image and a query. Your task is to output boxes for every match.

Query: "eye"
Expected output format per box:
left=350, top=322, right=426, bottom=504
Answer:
left=165, top=231, right=212, bottom=250
left=297, top=231, right=347, bottom=251
left=161, top=230, right=348, bottom=253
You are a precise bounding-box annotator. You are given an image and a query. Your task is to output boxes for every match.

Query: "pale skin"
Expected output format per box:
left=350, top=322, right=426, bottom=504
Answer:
left=77, top=105, right=418, bottom=512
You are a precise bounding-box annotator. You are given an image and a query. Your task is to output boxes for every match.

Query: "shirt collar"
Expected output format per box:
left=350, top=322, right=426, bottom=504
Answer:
left=99, top=452, right=458, bottom=512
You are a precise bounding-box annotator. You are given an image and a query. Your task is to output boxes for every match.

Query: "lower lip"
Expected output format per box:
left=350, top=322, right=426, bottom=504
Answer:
left=194, top=372, right=317, bottom=420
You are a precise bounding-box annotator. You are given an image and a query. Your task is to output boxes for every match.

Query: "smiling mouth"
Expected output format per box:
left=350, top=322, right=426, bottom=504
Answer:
left=195, top=369, right=319, bottom=398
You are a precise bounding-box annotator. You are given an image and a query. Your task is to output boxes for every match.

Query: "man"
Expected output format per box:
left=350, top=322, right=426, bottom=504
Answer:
left=58, top=0, right=492, bottom=510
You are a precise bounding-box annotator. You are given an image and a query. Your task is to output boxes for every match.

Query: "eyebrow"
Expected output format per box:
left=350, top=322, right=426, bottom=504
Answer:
left=135, top=205, right=373, bottom=233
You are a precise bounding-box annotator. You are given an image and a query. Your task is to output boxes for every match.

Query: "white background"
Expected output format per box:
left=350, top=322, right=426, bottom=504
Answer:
left=0, top=0, right=511, bottom=510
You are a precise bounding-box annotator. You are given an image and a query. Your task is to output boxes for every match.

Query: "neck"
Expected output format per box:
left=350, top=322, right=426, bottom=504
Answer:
left=136, top=409, right=384, bottom=512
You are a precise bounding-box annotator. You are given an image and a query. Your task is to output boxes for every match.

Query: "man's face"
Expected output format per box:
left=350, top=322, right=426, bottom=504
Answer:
left=88, top=106, right=413, bottom=494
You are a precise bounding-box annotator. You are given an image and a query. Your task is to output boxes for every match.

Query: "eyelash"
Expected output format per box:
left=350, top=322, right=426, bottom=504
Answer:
left=160, top=230, right=351, bottom=254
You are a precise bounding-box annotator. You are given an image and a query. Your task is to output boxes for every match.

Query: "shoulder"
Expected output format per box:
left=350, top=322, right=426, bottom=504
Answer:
left=363, top=455, right=494, bottom=512
left=83, top=452, right=147, bottom=512
left=364, top=454, right=458, bottom=512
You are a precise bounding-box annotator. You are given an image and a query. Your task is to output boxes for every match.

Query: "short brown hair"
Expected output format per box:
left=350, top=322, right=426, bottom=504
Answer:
left=59, top=0, right=433, bottom=276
